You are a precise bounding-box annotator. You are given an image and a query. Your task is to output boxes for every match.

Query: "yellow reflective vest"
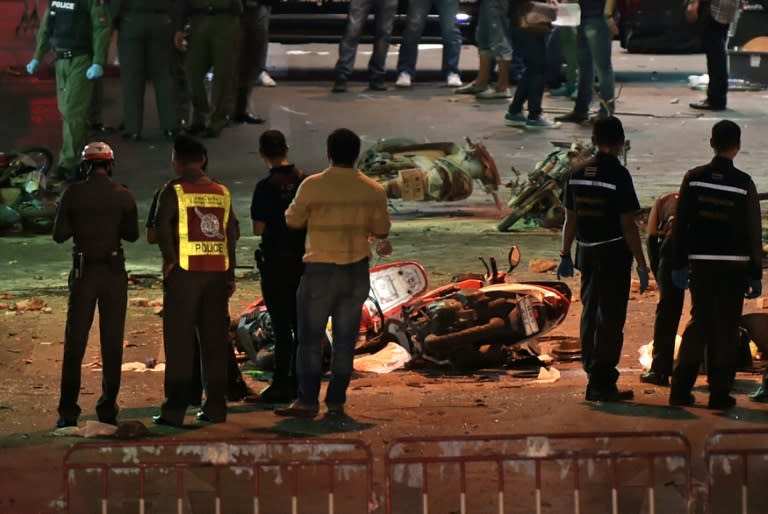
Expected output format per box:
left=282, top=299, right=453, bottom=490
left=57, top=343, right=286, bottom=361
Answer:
left=174, top=181, right=230, bottom=272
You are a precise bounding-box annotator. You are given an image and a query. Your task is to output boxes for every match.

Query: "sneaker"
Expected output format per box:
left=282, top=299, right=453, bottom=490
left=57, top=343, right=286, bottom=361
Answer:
left=749, top=385, right=768, bottom=403
left=549, top=85, right=576, bottom=97
left=476, top=87, right=512, bottom=99
left=555, top=111, right=588, bottom=124
left=454, top=82, right=487, bottom=94
left=446, top=72, right=462, bottom=88
left=257, top=70, right=277, bottom=87
left=332, top=78, right=347, bottom=93
left=503, top=111, right=527, bottom=127
left=395, top=72, right=412, bottom=88
left=525, top=116, right=561, bottom=129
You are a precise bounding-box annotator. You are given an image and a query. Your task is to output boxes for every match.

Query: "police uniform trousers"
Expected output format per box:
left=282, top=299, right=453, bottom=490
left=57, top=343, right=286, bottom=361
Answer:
left=55, top=54, right=96, bottom=169
left=258, top=254, right=303, bottom=387
left=189, top=324, right=248, bottom=404
left=58, top=262, right=127, bottom=423
left=117, top=12, right=177, bottom=135
left=184, top=14, right=239, bottom=132
left=234, top=3, right=270, bottom=117
left=161, top=267, right=229, bottom=423
left=650, top=238, right=685, bottom=376
left=671, top=262, right=747, bottom=400
left=577, top=239, right=633, bottom=391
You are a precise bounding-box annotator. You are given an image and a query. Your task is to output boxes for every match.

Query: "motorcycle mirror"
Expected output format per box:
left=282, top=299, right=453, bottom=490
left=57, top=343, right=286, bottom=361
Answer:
left=508, top=246, right=521, bottom=271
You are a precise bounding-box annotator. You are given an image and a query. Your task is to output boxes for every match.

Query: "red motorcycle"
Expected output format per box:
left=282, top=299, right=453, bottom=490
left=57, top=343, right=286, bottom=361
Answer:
left=235, top=246, right=571, bottom=370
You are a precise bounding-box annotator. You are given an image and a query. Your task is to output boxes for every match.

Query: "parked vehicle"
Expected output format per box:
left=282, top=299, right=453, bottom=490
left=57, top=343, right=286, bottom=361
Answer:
left=236, top=246, right=572, bottom=370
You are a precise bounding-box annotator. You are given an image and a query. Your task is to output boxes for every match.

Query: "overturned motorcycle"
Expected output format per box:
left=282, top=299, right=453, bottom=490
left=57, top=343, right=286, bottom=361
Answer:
left=236, top=247, right=572, bottom=371
left=0, top=146, right=57, bottom=233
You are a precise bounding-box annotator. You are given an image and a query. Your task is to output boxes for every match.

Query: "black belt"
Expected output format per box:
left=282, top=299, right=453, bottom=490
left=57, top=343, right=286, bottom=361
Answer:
left=126, top=7, right=169, bottom=13
left=189, top=6, right=235, bottom=15
left=56, top=49, right=90, bottom=60
left=74, top=249, right=123, bottom=265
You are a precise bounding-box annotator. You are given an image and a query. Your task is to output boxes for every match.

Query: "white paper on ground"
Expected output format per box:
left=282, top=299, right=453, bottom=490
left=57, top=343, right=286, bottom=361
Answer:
left=353, top=342, right=411, bottom=374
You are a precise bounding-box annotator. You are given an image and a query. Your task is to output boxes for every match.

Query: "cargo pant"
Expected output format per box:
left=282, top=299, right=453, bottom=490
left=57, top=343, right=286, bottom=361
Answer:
left=55, top=55, right=95, bottom=169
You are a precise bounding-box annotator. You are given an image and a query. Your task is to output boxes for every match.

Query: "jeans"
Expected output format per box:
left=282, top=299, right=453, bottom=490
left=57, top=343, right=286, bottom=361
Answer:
left=508, top=29, right=547, bottom=119
left=700, top=11, right=729, bottom=108
left=397, top=0, right=461, bottom=77
left=574, top=17, right=615, bottom=117
left=474, top=0, right=512, bottom=60
left=295, top=259, right=370, bottom=407
left=335, top=0, right=398, bottom=80
left=576, top=240, right=632, bottom=390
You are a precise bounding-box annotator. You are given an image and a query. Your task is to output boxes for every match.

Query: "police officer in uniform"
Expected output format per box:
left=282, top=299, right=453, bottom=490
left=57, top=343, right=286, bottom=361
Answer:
left=27, top=0, right=112, bottom=181
left=173, top=0, right=241, bottom=138
left=111, top=0, right=177, bottom=140
left=152, top=135, right=239, bottom=427
left=232, top=0, right=270, bottom=125
left=250, top=130, right=305, bottom=403
left=557, top=116, right=650, bottom=402
left=641, top=191, right=683, bottom=386
left=669, top=120, right=763, bottom=410
left=52, top=142, right=139, bottom=428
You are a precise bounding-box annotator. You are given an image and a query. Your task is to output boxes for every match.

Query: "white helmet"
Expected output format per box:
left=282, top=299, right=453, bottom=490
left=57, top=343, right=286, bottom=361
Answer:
left=81, top=141, right=114, bottom=162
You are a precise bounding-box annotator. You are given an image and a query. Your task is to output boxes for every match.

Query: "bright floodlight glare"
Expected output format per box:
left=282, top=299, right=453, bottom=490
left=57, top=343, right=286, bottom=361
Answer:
left=456, top=13, right=470, bottom=21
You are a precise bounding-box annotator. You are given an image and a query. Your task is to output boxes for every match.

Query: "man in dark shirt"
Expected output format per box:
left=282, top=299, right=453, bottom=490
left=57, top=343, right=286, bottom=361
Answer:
left=557, top=116, right=649, bottom=402
left=250, top=130, right=306, bottom=403
left=152, top=135, right=239, bottom=427
left=669, top=120, right=763, bottom=409
left=52, top=142, right=139, bottom=428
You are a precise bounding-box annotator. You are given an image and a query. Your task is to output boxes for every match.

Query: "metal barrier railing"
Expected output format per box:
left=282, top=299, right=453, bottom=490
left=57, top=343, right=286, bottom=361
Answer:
left=63, top=438, right=374, bottom=514
left=704, top=428, right=768, bottom=514
left=385, top=431, right=693, bottom=514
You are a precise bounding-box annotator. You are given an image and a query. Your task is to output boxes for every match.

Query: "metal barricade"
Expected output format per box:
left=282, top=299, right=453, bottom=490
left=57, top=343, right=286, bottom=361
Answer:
left=63, top=438, right=374, bottom=514
left=385, top=431, right=693, bottom=514
left=705, top=428, right=768, bottom=514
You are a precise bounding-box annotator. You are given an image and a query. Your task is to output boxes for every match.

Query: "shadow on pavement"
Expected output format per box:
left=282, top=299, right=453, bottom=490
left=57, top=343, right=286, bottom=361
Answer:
left=249, top=415, right=376, bottom=438
left=584, top=401, right=699, bottom=420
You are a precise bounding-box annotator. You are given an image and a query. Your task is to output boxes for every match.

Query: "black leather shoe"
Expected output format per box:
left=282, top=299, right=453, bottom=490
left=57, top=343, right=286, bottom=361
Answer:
left=227, top=380, right=256, bottom=402
left=332, top=78, right=347, bottom=93
left=640, top=370, right=670, bottom=386
left=689, top=100, right=726, bottom=111
left=749, top=385, right=768, bottom=403
left=99, top=417, right=118, bottom=426
left=708, top=394, right=736, bottom=410
left=555, top=111, right=589, bottom=124
left=196, top=411, right=225, bottom=423
left=669, top=393, right=695, bottom=406
left=233, top=112, right=265, bottom=124
left=121, top=132, right=141, bottom=141
left=585, top=386, right=634, bottom=402
left=56, top=417, right=77, bottom=428
left=152, top=415, right=183, bottom=428
left=368, top=78, right=387, bottom=91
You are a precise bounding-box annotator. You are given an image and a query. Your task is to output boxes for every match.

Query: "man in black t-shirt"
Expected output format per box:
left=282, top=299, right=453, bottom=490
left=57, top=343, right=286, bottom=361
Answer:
left=557, top=116, right=650, bottom=402
left=250, top=130, right=306, bottom=403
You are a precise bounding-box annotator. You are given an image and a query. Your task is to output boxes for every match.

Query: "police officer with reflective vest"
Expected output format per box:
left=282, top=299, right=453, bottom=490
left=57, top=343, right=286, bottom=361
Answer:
left=111, top=0, right=177, bottom=140
left=172, top=0, right=242, bottom=138
left=52, top=142, right=139, bottom=428
left=640, top=191, right=683, bottom=387
left=669, top=120, right=763, bottom=410
left=27, top=0, right=112, bottom=181
left=152, top=135, right=239, bottom=427
left=557, top=116, right=650, bottom=403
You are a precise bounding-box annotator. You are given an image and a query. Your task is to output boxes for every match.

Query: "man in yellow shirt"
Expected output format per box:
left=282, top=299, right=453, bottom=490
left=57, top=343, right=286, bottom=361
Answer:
left=276, top=128, right=391, bottom=418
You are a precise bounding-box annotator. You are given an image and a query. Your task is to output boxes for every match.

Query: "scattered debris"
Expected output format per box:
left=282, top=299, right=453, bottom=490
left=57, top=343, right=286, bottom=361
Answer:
left=14, top=298, right=47, bottom=312
left=353, top=342, right=411, bottom=374
left=529, top=258, right=557, bottom=273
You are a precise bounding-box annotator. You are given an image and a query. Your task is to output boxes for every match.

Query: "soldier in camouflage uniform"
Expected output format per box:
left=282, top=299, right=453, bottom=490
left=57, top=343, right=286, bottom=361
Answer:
left=27, top=0, right=112, bottom=181
left=173, top=0, right=241, bottom=138
left=112, top=0, right=177, bottom=140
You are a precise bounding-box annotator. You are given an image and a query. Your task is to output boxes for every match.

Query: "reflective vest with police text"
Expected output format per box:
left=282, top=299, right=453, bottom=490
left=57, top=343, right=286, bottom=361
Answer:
left=174, top=182, right=230, bottom=272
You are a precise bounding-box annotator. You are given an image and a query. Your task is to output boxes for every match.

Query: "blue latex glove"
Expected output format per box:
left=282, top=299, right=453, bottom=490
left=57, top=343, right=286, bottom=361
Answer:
left=26, top=58, right=39, bottom=75
left=745, top=279, right=762, bottom=299
left=556, top=255, right=574, bottom=279
left=86, top=63, right=103, bottom=80
left=671, top=267, right=689, bottom=290
left=637, top=266, right=650, bottom=294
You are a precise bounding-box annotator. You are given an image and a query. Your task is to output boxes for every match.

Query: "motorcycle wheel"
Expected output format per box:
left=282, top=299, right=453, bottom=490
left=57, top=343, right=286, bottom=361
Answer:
left=497, top=207, right=525, bottom=232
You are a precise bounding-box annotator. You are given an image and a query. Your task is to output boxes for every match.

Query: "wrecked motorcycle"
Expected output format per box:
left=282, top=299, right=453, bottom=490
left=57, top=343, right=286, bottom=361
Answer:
left=497, top=140, right=631, bottom=232
left=357, top=137, right=503, bottom=208
left=235, top=247, right=572, bottom=370
left=0, top=146, right=57, bottom=233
